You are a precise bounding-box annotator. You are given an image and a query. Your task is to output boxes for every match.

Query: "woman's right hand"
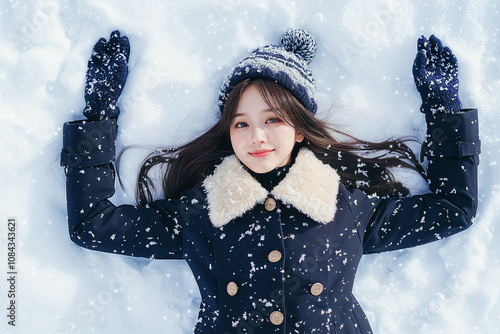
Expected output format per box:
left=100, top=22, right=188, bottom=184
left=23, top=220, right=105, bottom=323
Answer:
left=83, top=30, right=130, bottom=121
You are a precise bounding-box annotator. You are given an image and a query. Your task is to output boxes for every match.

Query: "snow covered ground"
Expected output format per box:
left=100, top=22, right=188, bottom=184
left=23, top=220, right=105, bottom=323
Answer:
left=1, top=0, right=499, bottom=333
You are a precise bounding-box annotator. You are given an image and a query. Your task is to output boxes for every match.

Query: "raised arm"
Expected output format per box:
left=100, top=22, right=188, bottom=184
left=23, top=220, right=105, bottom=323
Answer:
left=60, top=31, right=184, bottom=259
left=352, top=35, right=480, bottom=253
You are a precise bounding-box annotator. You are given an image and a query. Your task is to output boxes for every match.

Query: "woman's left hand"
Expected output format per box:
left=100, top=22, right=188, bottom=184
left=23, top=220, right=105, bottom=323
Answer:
left=412, top=35, right=462, bottom=114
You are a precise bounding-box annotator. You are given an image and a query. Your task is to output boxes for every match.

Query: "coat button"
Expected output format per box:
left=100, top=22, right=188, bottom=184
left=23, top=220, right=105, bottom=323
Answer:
left=269, top=311, right=284, bottom=325
left=268, top=250, right=282, bottom=263
left=264, top=197, right=277, bottom=211
left=227, top=282, right=238, bottom=296
left=310, top=282, right=324, bottom=296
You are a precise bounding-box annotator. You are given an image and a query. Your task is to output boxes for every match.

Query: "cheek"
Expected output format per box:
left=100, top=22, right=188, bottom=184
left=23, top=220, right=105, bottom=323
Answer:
left=229, top=130, right=242, bottom=150
left=277, top=127, right=299, bottom=145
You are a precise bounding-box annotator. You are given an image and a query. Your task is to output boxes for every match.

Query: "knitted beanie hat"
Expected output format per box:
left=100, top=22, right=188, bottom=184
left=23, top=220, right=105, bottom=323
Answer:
left=218, top=28, right=318, bottom=114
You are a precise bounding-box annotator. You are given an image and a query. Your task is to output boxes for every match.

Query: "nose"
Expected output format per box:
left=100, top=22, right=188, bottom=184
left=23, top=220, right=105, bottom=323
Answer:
left=251, top=127, right=267, bottom=145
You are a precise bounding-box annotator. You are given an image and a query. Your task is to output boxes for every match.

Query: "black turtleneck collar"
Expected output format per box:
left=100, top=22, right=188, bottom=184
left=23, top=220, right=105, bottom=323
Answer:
left=244, top=146, right=300, bottom=192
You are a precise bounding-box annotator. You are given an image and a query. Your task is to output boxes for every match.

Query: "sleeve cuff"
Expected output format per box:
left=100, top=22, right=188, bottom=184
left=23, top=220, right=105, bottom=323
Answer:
left=60, top=118, right=118, bottom=168
left=421, top=109, right=480, bottom=159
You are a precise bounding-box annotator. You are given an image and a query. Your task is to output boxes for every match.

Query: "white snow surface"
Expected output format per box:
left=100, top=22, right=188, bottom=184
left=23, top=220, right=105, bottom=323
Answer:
left=1, top=0, right=500, bottom=333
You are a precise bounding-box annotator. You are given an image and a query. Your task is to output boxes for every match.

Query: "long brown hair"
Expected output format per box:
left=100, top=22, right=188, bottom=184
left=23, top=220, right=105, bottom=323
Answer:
left=131, top=78, right=425, bottom=205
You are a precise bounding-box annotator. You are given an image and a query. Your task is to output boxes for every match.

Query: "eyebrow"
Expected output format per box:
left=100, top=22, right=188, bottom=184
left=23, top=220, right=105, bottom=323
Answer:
left=232, top=109, right=275, bottom=119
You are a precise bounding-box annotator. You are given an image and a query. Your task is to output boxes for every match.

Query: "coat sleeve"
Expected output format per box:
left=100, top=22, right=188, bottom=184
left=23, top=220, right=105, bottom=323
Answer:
left=351, top=109, right=480, bottom=254
left=60, top=118, right=185, bottom=259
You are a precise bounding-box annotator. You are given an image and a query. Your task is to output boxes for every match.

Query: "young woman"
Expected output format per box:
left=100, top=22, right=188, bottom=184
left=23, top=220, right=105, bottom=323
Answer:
left=61, top=29, right=480, bottom=333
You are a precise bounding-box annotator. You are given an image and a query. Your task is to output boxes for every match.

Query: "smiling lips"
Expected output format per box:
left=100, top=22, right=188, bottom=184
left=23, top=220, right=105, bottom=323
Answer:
left=249, top=149, right=274, bottom=158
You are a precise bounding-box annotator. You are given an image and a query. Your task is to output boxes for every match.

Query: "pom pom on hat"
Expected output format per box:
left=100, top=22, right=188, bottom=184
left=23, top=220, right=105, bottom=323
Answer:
left=280, top=29, right=317, bottom=64
left=218, top=28, right=318, bottom=114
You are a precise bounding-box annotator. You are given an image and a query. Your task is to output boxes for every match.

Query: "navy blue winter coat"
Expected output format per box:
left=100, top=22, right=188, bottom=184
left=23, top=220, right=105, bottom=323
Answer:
left=61, top=109, right=480, bottom=334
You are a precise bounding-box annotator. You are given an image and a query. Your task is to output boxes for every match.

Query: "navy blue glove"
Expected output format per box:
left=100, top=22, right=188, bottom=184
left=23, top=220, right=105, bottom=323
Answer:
left=83, top=30, right=130, bottom=120
left=412, top=35, right=462, bottom=114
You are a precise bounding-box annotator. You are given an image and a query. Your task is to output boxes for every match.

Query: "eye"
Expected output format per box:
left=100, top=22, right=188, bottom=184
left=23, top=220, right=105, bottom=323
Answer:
left=266, top=117, right=281, bottom=124
left=234, top=122, right=248, bottom=128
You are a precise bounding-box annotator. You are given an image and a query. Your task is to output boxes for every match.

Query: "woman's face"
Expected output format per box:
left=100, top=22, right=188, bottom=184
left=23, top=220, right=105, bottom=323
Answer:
left=229, top=85, right=304, bottom=174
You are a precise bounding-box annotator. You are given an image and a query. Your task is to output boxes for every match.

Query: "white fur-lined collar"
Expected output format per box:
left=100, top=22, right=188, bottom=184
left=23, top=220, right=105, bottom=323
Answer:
left=203, top=148, right=340, bottom=227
